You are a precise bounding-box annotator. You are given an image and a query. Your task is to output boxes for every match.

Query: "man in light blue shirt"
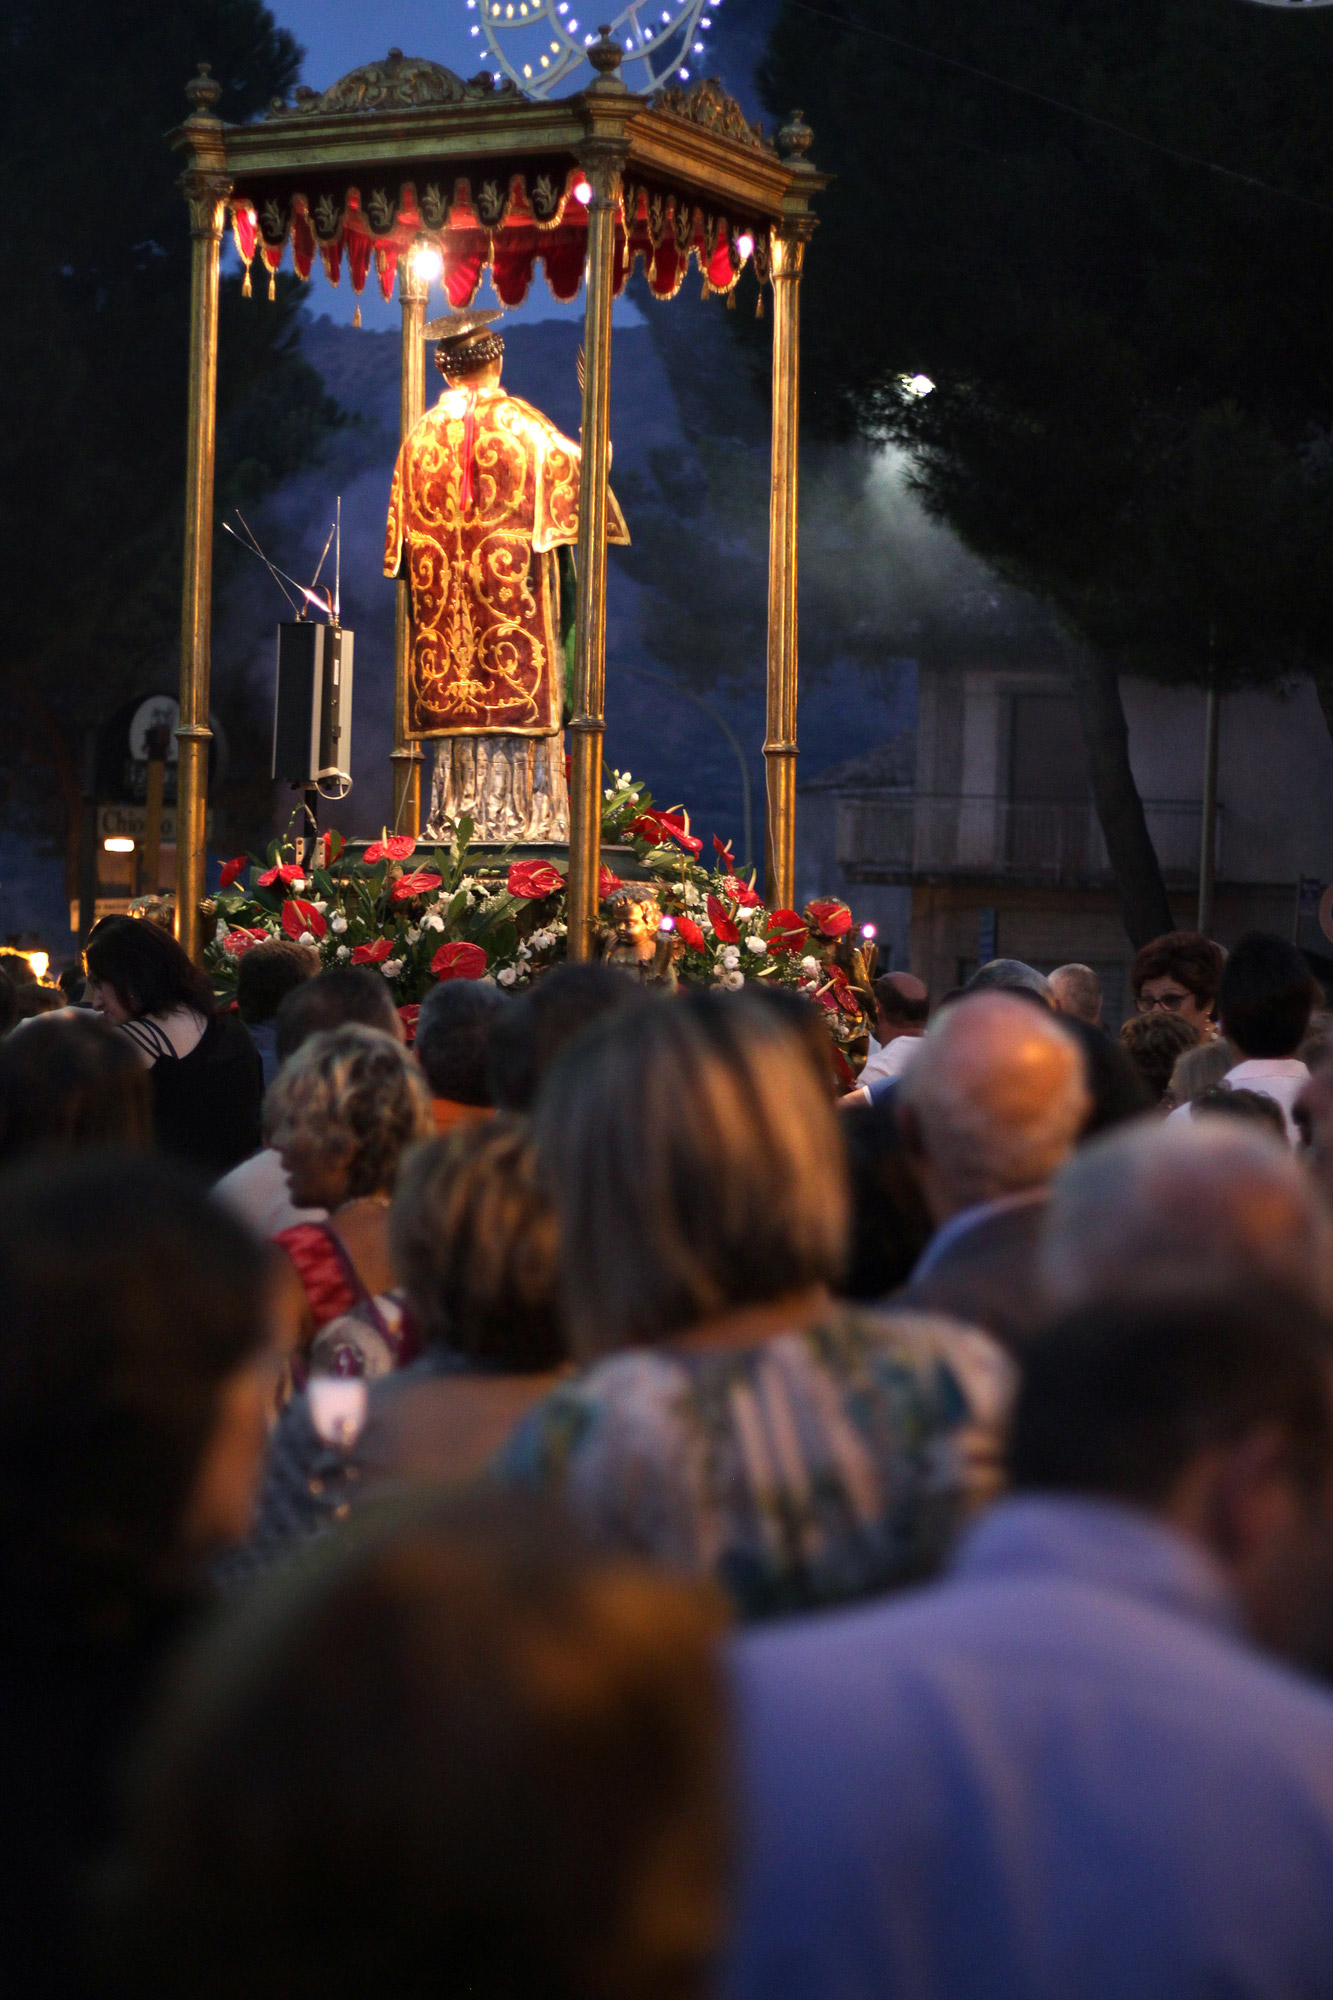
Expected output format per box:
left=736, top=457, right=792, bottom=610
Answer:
left=724, top=1290, right=1333, bottom=2000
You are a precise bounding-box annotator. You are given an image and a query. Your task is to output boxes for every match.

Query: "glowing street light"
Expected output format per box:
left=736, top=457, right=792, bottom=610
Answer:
left=104, top=836, right=136, bottom=854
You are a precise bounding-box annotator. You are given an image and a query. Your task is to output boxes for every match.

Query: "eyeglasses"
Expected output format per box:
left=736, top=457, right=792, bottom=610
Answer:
left=1137, top=990, right=1192, bottom=1013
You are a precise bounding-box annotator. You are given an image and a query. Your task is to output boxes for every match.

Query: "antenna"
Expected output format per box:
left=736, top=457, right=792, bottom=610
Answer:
left=335, top=495, right=342, bottom=627
left=225, top=511, right=332, bottom=620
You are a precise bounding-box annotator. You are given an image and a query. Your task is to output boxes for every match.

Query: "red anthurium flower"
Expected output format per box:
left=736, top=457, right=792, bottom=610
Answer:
left=766, top=909, right=808, bottom=951
left=598, top=865, right=623, bottom=900
left=352, top=938, right=393, bottom=964
left=713, top=834, right=735, bottom=867
left=282, top=899, right=326, bottom=941
left=391, top=870, right=443, bottom=902
left=219, top=856, right=248, bottom=890
left=397, top=1004, right=421, bottom=1044
left=628, top=812, right=665, bottom=848
left=432, top=940, right=489, bottom=981
left=675, top=914, right=706, bottom=953
left=257, top=862, right=305, bottom=889
left=221, top=926, right=266, bottom=958
left=806, top=898, right=853, bottom=939
left=629, top=809, right=703, bottom=857
left=831, top=1045, right=859, bottom=1092
left=507, top=859, right=563, bottom=900
left=364, top=835, right=416, bottom=864
left=722, top=875, right=762, bottom=909
left=826, top=964, right=861, bottom=1016
left=706, top=895, right=740, bottom=945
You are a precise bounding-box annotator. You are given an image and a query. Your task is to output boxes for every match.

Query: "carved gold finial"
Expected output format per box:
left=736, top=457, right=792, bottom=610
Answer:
left=185, top=61, right=222, bottom=119
left=588, top=25, right=625, bottom=86
left=777, top=108, right=814, bottom=164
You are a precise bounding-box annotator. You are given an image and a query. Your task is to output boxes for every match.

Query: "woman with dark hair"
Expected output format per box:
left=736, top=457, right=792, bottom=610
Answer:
left=498, top=991, right=1013, bottom=1621
left=0, top=1154, right=278, bottom=1994
left=0, top=1012, right=151, bottom=1165
left=83, top=915, right=262, bottom=1176
left=114, top=1495, right=729, bottom=2000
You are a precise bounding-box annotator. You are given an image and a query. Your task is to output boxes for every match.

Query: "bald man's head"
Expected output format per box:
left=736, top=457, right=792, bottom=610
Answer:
left=1042, top=1117, right=1333, bottom=1316
left=898, top=992, right=1090, bottom=1221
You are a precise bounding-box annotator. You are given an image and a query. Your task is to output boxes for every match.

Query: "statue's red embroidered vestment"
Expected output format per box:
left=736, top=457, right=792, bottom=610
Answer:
left=384, top=385, right=629, bottom=738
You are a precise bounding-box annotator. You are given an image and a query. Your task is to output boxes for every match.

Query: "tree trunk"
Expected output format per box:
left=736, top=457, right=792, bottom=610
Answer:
left=1066, top=653, right=1174, bottom=948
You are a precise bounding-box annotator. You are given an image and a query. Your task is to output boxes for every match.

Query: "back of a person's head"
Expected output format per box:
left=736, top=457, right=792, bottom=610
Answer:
left=1048, top=963, right=1101, bottom=1024
left=964, top=958, right=1052, bottom=1002
left=534, top=990, right=850, bottom=1358
left=84, top=914, right=215, bottom=1020
left=1118, top=1010, right=1201, bottom=1103
left=1131, top=930, right=1225, bottom=1010
left=414, top=979, right=506, bottom=1105
left=1190, top=1085, right=1289, bottom=1141
left=0, top=948, right=36, bottom=987
left=0, top=1154, right=266, bottom=1634
left=266, top=1025, right=433, bottom=1198
left=491, top=962, right=652, bottom=1111
left=743, top=981, right=839, bottom=1095
left=13, top=984, right=64, bottom=1021
left=392, top=1119, right=564, bottom=1370
left=0, top=1013, right=152, bottom=1165
left=1042, top=1117, right=1333, bottom=1315
left=839, top=1095, right=933, bottom=1299
left=274, top=966, right=402, bottom=1064
left=236, top=940, right=319, bottom=1026
left=1168, top=1036, right=1235, bottom=1106
left=114, top=1494, right=729, bottom=2000
left=873, top=972, right=929, bottom=1028
left=898, top=991, right=1089, bottom=1210
left=1057, top=1014, right=1151, bottom=1137
left=1010, top=1291, right=1333, bottom=1509
left=1216, top=932, right=1316, bottom=1059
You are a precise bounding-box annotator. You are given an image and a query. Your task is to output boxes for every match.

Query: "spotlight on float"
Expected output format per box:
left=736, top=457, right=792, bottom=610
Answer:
left=572, top=177, right=593, bottom=204
left=736, top=232, right=755, bottom=261
left=898, top=373, right=935, bottom=399
left=409, top=238, right=443, bottom=284
left=861, top=922, right=877, bottom=940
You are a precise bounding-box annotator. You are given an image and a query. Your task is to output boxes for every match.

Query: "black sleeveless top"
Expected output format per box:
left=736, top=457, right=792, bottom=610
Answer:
left=139, top=1012, right=264, bottom=1180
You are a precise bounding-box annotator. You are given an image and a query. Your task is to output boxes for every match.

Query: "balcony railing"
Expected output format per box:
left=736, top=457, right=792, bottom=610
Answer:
left=835, top=793, right=1213, bottom=887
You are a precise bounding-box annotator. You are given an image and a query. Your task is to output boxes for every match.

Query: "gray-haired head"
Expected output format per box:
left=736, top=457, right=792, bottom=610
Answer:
left=1041, top=1116, right=1333, bottom=1315
left=965, top=958, right=1052, bottom=1003
left=1049, top=963, right=1102, bottom=1025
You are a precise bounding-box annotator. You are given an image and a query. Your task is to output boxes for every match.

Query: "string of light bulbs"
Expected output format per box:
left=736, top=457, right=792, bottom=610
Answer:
left=467, top=0, right=722, bottom=96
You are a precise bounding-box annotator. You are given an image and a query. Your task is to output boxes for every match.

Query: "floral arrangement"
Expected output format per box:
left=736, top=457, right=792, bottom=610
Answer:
left=205, top=772, right=876, bottom=1070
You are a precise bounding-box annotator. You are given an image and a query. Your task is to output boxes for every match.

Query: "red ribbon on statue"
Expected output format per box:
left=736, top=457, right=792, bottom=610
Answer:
left=461, top=387, right=478, bottom=514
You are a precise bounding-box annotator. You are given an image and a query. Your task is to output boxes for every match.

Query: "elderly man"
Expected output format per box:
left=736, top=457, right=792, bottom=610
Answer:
left=859, top=972, right=930, bottom=1089
left=890, top=992, right=1089, bottom=1350
left=1049, top=961, right=1102, bottom=1025
left=1042, top=1115, right=1333, bottom=1317
left=724, top=1287, right=1333, bottom=2000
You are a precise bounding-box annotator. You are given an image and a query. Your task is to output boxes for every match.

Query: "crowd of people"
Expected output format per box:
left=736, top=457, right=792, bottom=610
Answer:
left=7, top=910, right=1333, bottom=1996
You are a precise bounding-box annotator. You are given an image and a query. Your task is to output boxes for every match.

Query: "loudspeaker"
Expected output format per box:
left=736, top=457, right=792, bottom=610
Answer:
left=272, top=623, right=353, bottom=790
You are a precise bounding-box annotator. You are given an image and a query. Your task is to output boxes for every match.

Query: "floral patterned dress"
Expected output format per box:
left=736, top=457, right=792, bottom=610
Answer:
left=495, top=1307, right=1013, bottom=1621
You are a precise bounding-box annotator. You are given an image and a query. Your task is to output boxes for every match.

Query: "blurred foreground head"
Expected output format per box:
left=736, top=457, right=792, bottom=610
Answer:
left=1042, top=1118, right=1333, bottom=1315
left=0, top=1155, right=273, bottom=1638
left=0, top=1012, right=151, bottom=1166
left=116, top=1495, right=730, bottom=2000
left=898, top=991, right=1089, bottom=1221
left=1013, top=1290, right=1333, bottom=1670
left=534, top=990, right=848, bottom=1359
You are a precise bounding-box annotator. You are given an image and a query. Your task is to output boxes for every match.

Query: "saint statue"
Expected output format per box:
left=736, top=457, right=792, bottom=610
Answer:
left=384, top=308, right=630, bottom=843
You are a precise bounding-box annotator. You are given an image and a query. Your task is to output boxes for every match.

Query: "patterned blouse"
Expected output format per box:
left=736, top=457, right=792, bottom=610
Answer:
left=495, top=1307, right=1013, bottom=1621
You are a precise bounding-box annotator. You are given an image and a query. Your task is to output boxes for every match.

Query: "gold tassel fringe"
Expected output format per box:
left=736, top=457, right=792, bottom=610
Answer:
left=241, top=264, right=252, bottom=299
left=727, top=287, right=736, bottom=309
left=756, top=290, right=764, bottom=320
left=268, top=270, right=276, bottom=302
left=353, top=303, right=362, bottom=328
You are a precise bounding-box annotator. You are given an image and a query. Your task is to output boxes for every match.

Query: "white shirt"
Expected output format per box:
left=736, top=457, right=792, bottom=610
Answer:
left=212, top=1146, right=326, bottom=1238
left=1168, top=1056, right=1310, bottom=1145
left=860, top=1033, right=926, bottom=1089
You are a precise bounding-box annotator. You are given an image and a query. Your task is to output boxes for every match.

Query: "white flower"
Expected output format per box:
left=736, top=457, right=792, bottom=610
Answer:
left=721, top=945, right=740, bottom=971
left=621, top=771, right=632, bottom=783
left=497, top=966, right=518, bottom=987
left=518, top=944, right=532, bottom=960
left=551, top=921, right=567, bottom=937
left=530, top=928, right=552, bottom=952
left=800, top=956, right=820, bottom=978
left=382, top=958, right=404, bottom=978
left=335, top=945, right=350, bottom=963
left=309, top=897, right=328, bottom=913
left=331, top=914, right=348, bottom=934
left=406, top=926, right=421, bottom=945
left=723, top=969, right=746, bottom=991
left=683, top=883, right=700, bottom=906
left=288, top=875, right=305, bottom=891
left=745, top=936, right=768, bottom=955
left=298, top=930, right=315, bottom=946
left=423, top=912, right=445, bottom=932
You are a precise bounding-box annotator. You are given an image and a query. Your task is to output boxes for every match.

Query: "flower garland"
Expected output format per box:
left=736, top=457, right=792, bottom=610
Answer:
left=203, top=774, right=878, bottom=1071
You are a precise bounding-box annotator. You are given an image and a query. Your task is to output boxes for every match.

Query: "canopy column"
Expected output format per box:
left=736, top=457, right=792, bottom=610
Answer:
left=175, top=67, right=230, bottom=963
left=764, top=219, right=810, bottom=913
left=392, top=260, right=429, bottom=837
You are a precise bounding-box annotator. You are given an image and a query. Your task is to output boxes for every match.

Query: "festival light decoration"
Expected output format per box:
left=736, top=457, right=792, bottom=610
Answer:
left=471, top=0, right=720, bottom=97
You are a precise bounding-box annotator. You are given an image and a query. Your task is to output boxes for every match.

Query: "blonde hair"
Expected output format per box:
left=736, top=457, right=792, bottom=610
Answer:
left=533, top=992, right=850, bottom=1359
left=266, top=1024, right=433, bottom=1198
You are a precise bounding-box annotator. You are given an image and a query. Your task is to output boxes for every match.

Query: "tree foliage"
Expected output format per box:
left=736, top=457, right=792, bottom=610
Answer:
left=758, top=0, right=1333, bottom=699
left=0, top=0, right=343, bottom=862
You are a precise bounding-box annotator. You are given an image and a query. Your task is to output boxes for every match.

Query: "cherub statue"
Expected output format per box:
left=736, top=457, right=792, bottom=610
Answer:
left=597, top=886, right=680, bottom=990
